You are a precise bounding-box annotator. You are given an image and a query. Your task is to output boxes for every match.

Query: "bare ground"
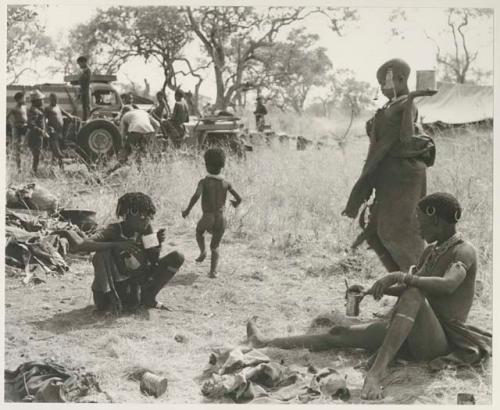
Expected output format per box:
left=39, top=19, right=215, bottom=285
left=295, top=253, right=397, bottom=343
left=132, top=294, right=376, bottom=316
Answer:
left=4, top=226, right=492, bottom=404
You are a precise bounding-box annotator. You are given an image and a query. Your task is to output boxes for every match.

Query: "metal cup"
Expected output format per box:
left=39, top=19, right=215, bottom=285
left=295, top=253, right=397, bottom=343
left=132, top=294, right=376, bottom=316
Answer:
left=142, top=232, right=159, bottom=249
left=346, top=291, right=363, bottom=317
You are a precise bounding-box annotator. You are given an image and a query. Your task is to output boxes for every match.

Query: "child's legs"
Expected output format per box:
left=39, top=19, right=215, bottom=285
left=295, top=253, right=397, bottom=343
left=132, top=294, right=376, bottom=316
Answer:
left=209, top=214, right=226, bottom=273
left=196, top=214, right=215, bottom=256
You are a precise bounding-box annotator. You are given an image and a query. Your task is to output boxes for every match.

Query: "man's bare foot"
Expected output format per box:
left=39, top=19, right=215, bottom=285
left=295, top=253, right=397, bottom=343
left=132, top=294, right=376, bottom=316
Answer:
left=361, top=373, right=385, bottom=400
left=246, top=318, right=266, bottom=348
left=208, top=270, right=217, bottom=278
left=196, top=252, right=207, bottom=262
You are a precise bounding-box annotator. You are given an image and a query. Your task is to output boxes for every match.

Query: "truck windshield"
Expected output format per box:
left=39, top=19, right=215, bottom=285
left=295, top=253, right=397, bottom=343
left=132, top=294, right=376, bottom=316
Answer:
left=93, top=90, right=117, bottom=106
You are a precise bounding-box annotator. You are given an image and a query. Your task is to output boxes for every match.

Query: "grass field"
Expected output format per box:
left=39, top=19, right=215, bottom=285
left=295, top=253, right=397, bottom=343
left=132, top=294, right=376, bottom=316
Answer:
left=3, top=117, right=493, bottom=403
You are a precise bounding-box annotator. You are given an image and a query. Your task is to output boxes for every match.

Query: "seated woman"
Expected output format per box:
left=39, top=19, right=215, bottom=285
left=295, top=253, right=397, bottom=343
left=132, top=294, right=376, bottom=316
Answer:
left=247, top=193, right=491, bottom=400
left=61, top=192, right=184, bottom=313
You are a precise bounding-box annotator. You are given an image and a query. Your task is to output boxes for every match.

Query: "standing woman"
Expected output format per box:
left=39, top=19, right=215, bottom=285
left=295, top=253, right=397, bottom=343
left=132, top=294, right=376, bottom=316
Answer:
left=343, top=59, right=436, bottom=273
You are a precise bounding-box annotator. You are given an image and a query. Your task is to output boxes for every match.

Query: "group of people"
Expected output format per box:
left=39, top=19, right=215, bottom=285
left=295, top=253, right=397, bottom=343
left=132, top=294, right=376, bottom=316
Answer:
left=6, top=54, right=194, bottom=172
left=34, top=57, right=493, bottom=401
left=7, top=89, right=75, bottom=173
left=117, top=87, right=191, bottom=162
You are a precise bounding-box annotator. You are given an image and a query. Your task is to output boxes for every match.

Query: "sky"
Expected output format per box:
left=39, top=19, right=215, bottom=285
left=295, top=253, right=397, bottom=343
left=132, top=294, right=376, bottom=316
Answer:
left=12, top=4, right=495, bottom=105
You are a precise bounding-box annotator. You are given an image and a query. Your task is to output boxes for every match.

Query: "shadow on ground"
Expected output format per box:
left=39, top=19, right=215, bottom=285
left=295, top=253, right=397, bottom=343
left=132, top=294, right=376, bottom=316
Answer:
left=29, top=305, right=152, bottom=334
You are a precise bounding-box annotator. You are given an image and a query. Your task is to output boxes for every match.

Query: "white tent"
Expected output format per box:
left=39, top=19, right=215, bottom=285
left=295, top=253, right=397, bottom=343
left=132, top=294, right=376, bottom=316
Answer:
left=415, top=82, right=493, bottom=125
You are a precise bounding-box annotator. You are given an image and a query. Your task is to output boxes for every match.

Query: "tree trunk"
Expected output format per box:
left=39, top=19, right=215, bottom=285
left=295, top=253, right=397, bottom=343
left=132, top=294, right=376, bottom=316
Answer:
left=214, top=66, right=226, bottom=109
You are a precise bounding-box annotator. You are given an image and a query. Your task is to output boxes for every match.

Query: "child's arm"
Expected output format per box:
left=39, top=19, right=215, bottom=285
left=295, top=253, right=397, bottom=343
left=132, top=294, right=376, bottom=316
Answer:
left=182, top=181, right=203, bottom=218
left=228, top=185, right=242, bottom=208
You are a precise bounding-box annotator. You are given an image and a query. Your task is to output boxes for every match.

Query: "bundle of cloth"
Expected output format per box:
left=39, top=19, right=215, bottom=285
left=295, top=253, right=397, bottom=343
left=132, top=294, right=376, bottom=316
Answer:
left=4, top=360, right=110, bottom=403
left=5, top=209, right=86, bottom=283
left=200, top=347, right=350, bottom=404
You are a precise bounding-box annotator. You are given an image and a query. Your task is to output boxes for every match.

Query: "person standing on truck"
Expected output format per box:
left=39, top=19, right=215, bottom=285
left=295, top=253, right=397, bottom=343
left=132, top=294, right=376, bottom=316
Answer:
left=77, top=56, right=91, bottom=121
left=7, top=91, right=28, bottom=170
left=168, top=89, right=189, bottom=148
left=44, top=93, right=73, bottom=169
left=27, top=90, right=49, bottom=175
left=254, top=96, right=267, bottom=132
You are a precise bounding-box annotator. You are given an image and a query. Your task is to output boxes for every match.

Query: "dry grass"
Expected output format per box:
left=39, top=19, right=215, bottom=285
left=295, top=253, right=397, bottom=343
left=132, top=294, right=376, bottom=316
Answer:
left=4, top=118, right=492, bottom=403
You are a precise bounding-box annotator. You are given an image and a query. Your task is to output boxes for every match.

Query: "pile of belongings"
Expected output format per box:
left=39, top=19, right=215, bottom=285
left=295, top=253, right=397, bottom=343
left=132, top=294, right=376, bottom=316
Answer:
left=4, top=359, right=111, bottom=403
left=5, top=209, right=86, bottom=284
left=7, top=182, right=59, bottom=214
left=199, top=347, right=350, bottom=404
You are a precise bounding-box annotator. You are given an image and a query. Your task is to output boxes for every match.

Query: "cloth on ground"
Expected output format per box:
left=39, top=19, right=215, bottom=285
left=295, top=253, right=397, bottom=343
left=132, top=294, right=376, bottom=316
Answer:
left=200, top=347, right=350, bottom=403
left=429, top=319, right=492, bottom=371
left=4, top=360, right=110, bottom=403
left=5, top=210, right=86, bottom=282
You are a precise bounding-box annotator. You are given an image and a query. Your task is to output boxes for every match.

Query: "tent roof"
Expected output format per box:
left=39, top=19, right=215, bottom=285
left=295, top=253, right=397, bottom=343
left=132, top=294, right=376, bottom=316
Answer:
left=415, top=82, right=493, bottom=125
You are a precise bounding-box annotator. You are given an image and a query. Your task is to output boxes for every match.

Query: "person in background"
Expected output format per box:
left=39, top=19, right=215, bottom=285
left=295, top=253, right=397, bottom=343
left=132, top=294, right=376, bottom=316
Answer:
left=254, top=96, right=267, bottom=132
left=7, top=91, right=28, bottom=170
left=150, top=91, right=169, bottom=121
left=76, top=56, right=91, bottom=121
left=169, top=88, right=189, bottom=148
left=120, top=106, right=160, bottom=164
left=182, top=148, right=242, bottom=278
left=26, top=90, right=49, bottom=175
left=44, top=93, right=73, bottom=169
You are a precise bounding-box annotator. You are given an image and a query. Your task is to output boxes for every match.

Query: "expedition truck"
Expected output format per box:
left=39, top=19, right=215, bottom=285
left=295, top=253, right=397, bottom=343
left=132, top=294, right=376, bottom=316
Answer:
left=6, top=74, right=124, bottom=161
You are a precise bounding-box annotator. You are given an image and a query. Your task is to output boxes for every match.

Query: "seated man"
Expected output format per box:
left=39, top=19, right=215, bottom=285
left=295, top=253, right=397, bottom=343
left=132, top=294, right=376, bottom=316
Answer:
left=247, top=192, right=491, bottom=400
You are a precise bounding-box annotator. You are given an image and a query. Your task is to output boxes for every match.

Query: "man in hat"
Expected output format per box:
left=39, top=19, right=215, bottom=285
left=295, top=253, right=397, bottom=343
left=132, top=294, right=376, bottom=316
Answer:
left=247, top=193, right=490, bottom=400
left=45, top=93, right=73, bottom=169
left=254, top=96, right=267, bottom=132
left=342, top=58, right=437, bottom=274
left=27, top=90, right=50, bottom=174
left=168, top=89, right=189, bottom=148
left=77, top=56, right=91, bottom=121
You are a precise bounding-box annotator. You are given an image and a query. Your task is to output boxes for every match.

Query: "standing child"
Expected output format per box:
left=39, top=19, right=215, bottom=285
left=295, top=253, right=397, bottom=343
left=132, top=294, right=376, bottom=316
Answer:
left=182, top=148, right=242, bottom=278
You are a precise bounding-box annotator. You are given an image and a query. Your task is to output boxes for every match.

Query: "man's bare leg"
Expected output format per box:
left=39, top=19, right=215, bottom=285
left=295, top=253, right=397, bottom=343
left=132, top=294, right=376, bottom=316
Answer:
left=209, top=248, right=219, bottom=278
left=247, top=319, right=388, bottom=352
left=362, top=287, right=449, bottom=400
left=195, top=230, right=207, bottom=262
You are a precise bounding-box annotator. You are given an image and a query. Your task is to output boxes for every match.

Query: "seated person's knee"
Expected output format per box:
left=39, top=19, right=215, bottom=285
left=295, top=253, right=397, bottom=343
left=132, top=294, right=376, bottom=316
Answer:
left=329, top=325, right=348, bottom=336
left=171, top=251, right=185, bottom=268
left=400, top=287, right=424, bottom=304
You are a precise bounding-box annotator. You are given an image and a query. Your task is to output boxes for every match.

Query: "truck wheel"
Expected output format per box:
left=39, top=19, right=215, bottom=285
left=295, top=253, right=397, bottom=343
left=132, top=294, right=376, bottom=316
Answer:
left=77, top=119, right=121, bottom=161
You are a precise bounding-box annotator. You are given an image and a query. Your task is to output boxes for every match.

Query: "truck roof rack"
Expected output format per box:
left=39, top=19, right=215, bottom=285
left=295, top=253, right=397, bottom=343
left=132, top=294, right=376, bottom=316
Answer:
left=64, top=74, right=117, bottom=85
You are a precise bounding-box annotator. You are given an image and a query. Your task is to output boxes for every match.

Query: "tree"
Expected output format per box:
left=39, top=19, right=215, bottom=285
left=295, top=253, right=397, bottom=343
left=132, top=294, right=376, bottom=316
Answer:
left=64, top=6, right=207, bottom=109
left=432, top=9, right=492, bottom=84
left=256, top=28, right=332, bottom=114
left=311, top=70, right=375, bottom=118
left=185, top=6, right=357, bottom=109
left=388, top=8, right=493, bottom=84
left=7, top=5, right=55, bottom=84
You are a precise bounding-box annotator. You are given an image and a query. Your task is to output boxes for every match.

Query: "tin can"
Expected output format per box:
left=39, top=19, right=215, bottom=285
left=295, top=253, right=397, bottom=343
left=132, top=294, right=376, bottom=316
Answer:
left=346, top=291, right=363, bottom=317
left=457, top=393, right=475, bottom=405
left=140, top=372, right=168, bottom=398
left=416, top=70, right=437, bottom=91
